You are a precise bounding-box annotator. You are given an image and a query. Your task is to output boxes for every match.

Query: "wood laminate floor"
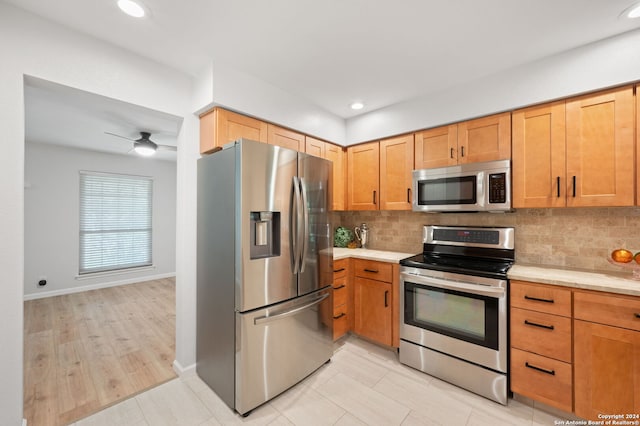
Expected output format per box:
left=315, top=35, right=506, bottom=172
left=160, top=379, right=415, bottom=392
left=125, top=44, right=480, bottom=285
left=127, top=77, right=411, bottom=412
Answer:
left=24, top=278, right=176, bottom=426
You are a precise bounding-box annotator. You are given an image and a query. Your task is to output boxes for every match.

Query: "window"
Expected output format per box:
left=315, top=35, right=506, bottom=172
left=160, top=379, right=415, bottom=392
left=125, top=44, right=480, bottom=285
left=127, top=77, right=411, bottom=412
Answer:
left=79, top=171, right=153, bottom=274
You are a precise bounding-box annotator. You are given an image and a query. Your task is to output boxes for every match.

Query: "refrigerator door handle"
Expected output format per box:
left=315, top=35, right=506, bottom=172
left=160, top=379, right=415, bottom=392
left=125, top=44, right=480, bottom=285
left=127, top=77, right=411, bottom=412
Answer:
left=299, top=177, right=309, bottom=273
left=253, top=292, right=330, bottom=325
left=290, top=176, right=301, bottom=274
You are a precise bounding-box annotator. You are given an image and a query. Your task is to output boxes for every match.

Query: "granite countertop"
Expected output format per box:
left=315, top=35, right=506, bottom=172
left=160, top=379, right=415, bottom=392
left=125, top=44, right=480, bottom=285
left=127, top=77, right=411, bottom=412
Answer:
left=509, top=263, right=640, bottom=297
left=333, top=247, right=414, bottom=263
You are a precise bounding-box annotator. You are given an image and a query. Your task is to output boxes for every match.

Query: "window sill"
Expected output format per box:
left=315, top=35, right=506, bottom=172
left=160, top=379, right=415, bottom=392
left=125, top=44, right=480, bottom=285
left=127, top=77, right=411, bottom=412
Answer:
left=75, top=265, right=156, bottom=280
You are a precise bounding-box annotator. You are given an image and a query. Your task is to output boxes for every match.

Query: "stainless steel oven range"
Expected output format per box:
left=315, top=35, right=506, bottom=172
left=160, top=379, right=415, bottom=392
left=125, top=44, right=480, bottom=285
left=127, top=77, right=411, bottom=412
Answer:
left=399, top=225, right=514, bottom=405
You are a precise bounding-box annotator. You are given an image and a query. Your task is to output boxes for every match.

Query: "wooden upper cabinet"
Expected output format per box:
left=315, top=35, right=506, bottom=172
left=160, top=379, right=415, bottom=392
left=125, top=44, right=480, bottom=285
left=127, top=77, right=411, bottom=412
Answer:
left=347, top=141, right=380, bottom=210
left=380, top=134, right=414, bottom=210
left=566, top=86, right=634, bottom=207
left=305, top=136, right=325, bottom=158
left=458, top=112, right=511, bottom=164
left=325, top=142, right=346, bottom=211
left=268, top=124, right=305, bottom=151
left=414, top=112, right=511, bottom=168
left=199, top=108, right=268, bottom=154
left=512, top=102, right=566, bottom=208
left=414, top=125, right=457, bottom=168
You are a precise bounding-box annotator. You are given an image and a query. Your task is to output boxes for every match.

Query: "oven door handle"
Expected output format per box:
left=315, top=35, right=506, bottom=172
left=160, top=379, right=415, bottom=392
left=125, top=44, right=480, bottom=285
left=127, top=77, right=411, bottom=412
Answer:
left=401, top=272, right=505, bottom=298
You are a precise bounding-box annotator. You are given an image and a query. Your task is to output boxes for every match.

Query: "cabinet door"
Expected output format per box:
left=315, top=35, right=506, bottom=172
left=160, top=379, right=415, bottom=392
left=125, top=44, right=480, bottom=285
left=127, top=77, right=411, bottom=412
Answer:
left=268, top=124, right=305, bottom=151
left=574, top=320, right=640, bottom=420
left=566, top=86, right=635, bottom=207
left=354, top=277, right=392, bottom=346
left=347, top=141, right=380, bottom=210
left=512, top=102, right=566, bottom=208
left=325, top=142, right=346, bottom=211
left=457, top=112, right=511, bottom=164
left=199, top=109, right=218, bottom=154
left=305, top=136, right=325, bottom=158
left=380, top=134, right=414, bottom=210
left=216, top=108, right=269, bottom=150
left=414, top=125, right=457, bottom=168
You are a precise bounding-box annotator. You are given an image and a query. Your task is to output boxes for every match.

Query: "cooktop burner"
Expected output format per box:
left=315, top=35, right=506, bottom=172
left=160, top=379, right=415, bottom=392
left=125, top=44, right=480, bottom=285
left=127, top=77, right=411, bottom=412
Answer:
left=400, top=225, right=515, bottom=280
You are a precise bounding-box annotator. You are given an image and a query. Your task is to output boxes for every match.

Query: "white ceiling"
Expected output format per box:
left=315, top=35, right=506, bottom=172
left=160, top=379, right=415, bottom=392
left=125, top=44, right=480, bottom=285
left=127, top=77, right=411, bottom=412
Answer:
left=24, top=77, right=182, bottom=161
left=12, top=0, right=640, bottom=157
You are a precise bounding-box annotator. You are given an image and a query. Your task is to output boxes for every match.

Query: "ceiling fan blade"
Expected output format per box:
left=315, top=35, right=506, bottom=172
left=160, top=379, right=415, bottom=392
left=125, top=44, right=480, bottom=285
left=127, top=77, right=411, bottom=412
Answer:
left=105, top=131, right=136, bottom=141
left=157, top=144, right=177, bottom=152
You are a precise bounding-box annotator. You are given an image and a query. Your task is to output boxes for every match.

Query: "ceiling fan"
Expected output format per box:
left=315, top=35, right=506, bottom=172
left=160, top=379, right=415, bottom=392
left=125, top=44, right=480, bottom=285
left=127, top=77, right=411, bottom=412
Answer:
left=105, top=131, right=177, bottom=156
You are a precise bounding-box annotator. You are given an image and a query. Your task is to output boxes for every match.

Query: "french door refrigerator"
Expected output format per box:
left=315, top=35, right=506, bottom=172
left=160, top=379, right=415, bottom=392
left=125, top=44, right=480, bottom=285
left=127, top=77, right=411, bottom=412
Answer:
left=196, top=139, right=334, bottom=416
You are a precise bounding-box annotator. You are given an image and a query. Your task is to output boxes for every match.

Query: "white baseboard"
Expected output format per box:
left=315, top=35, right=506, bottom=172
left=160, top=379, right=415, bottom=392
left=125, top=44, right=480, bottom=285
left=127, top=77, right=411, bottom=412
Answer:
left=23, top=272, right=176, bottom=301
left=173, top=359, right=196, bottom=377
left=23, top=419, right=27, bottom=426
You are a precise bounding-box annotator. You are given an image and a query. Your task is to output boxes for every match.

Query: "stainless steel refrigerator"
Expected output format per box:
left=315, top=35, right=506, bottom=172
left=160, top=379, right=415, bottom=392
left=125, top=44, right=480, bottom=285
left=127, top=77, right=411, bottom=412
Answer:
left=196, top=138, right=334, bottom=416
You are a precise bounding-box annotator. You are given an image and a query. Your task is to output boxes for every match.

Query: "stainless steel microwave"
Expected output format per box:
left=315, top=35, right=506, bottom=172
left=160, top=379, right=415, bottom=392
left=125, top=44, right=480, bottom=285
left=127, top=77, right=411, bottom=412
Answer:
left=412, top=159, right=511, bottom=212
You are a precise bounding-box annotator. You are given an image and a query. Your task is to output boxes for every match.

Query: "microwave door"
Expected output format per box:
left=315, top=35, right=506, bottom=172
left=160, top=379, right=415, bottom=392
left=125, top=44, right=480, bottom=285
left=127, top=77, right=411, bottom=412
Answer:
left=415, top=175, right=481, bottom=211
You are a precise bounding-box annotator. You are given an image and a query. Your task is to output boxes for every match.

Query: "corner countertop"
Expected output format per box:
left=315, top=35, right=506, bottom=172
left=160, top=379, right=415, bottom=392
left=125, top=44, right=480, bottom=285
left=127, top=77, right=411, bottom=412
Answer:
left=508, top=263, right=640, bottom=297
left=333, top=247, right=414, bottom=263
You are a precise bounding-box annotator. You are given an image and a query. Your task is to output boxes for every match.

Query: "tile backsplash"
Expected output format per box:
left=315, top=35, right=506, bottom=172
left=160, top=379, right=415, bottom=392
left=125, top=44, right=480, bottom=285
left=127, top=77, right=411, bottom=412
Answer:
left=335, top=207, right=640, bottom=273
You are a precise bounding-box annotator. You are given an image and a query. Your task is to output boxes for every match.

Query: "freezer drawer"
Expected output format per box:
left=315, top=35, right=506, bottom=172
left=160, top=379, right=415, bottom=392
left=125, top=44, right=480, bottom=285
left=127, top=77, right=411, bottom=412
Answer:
left=235, top=287, right=333, bottom=415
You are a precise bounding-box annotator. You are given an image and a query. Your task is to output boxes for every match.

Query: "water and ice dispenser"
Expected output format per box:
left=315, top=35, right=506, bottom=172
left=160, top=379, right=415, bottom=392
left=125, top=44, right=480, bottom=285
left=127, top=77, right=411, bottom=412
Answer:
left=250, top=211, right=280, bottom=259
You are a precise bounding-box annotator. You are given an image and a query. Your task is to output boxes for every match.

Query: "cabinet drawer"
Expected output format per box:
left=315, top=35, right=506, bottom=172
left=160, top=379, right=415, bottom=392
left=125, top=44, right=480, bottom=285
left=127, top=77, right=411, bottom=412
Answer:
left=333, top=258, right=348, bottom=279
left=511, top=348, right=572, bottom=413
left=333, top=281, right=347, bottom=307
left=354, top=259, right=393, bottom=282
left=333, top=307, right=349, bottom=340
left=511, top=307, right=572, bottom=362
left=574, top=291, right=640, bottom=332
left=511, top=280, right=572, bottom=317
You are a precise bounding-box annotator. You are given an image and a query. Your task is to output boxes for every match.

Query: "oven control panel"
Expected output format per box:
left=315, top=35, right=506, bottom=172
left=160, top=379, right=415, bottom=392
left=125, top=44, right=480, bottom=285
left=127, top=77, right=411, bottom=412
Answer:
left=424, top=225, right=515, bottom=250
left=433, top=228, right=499, bottom=245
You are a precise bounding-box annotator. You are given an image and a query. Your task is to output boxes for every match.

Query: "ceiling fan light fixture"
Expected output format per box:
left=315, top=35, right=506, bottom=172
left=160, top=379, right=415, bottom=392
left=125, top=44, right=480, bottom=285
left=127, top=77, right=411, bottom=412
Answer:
left=134, top=141, right=157, bottom=156
left=117, top=0, right=146, bottom=18
left=628, top=3, right=640, bottom=18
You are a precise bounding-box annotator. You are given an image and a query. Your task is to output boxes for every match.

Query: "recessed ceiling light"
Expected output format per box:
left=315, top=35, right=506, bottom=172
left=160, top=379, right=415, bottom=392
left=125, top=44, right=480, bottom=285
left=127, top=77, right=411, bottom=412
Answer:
left=628, top=3, right=640, bottom=18
left=350, top=102, right=364, bottom=110
left=117, top=0, right=146, bottom=18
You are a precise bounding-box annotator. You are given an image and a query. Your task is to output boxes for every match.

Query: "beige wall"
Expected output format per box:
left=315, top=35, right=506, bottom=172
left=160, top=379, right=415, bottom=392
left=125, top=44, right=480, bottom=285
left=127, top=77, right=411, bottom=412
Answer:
left=336, top=208, right=640, bottom=273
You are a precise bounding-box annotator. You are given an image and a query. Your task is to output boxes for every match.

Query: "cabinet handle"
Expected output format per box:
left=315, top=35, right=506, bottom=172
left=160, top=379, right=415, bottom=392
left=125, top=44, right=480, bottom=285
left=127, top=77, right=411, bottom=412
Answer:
left=333, top=312, right=346, bottom=320
left=407, top=188, right=411, bottom=203
left=333, top=284, right=346, bottom=290
left=556, top=176, right=560, bottom=198
left=384, top=290, right=389, bottom=307
left=460, top=146, right=465, bottom=157
left=524, top=319, right=555, bottom=330
left=333, top=268, right=346, bottom=273
left=572, top=176, right=576, bottom=197
left=524, top=295, right=554, bottom=304
left=525, top=362, right=555, bottom=376
left=373, top=190, right=377, bottom=205
left=364, top=268, right=379, bottom=273
left=635, top=313, right=640, bottom=319
left=450, top=147, right=455, bottom=159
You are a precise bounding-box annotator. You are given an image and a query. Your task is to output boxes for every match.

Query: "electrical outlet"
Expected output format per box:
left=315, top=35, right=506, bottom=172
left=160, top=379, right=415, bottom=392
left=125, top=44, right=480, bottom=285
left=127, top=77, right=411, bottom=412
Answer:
left=38, top=276, right=47, bottom=286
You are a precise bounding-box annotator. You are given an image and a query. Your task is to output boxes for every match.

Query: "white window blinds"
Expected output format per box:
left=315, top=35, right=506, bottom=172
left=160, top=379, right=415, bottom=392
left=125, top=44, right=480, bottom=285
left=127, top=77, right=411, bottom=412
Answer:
left=79, top=171, right=153, bottom=274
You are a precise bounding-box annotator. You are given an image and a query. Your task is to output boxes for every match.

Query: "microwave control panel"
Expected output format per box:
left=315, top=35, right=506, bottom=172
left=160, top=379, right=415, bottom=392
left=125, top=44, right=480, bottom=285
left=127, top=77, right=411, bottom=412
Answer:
left=488, top=173, right=507, bottom=204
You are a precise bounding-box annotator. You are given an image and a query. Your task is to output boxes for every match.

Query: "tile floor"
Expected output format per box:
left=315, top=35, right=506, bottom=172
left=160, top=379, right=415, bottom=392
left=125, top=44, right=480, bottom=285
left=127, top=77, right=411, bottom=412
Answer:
left=71, top=336, right=572, bottom=426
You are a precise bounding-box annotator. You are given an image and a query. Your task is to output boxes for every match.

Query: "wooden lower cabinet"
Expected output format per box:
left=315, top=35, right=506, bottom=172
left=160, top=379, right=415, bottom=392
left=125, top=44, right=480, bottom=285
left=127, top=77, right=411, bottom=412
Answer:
left=573, top=290, right=640, bottom=420
left=510, top=280, right=573, bottom=413
left=511, top=280, right=640, bottom=420
left=352, top=259, right=399, bottom=348
left=511, top=348, right=573, bottom=412
left=354, top=277, right=392, bottom=346
left=332, top=259, right=350, bottom=340
left=574, top=320, right=640, bottom=420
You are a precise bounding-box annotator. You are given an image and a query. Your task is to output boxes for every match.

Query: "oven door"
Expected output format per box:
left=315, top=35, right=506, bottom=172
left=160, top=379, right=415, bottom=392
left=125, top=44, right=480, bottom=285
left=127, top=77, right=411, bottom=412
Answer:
left=400, top=267, right=507, bottom=373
